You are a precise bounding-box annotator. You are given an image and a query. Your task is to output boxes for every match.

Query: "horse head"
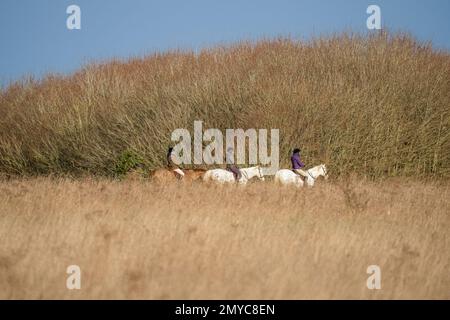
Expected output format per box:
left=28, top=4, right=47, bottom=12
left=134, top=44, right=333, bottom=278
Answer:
left=321, top=164, right=329, bottom=180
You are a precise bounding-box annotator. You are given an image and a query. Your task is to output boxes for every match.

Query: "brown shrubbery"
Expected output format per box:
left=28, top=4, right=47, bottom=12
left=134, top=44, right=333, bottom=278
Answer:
left=1, top=32, right=449, bottom=178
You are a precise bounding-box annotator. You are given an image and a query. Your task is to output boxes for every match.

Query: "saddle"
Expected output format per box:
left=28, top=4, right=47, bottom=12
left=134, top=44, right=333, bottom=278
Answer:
left=292, top=169, right=307, bottom=181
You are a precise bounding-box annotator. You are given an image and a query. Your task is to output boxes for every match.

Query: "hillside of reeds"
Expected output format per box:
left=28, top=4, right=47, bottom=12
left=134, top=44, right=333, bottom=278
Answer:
left=1, top=32, right=449, bottom=178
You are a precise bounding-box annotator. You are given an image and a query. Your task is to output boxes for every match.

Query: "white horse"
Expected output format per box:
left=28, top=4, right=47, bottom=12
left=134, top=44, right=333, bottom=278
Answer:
left=274, top=164, right=328, bottom=187
left=203, top=166, right=265, bottom=185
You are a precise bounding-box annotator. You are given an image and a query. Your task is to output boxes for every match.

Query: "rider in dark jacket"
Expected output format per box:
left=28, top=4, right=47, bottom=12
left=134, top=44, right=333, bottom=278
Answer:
left=167, top=147, right=185, bottom=179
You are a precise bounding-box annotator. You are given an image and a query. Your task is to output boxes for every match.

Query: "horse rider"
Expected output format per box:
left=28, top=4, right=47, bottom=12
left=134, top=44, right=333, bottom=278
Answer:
left=226, top=147, right=242, bottom=182
left=291, top=148, right=308, bottom=180
left=167, top=147, right=185, bottom=179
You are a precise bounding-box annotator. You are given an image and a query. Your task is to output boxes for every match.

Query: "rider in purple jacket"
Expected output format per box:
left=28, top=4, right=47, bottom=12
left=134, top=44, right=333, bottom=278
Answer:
left=226, top=147, right=242, bottom=181
left=291, top=148, right=308, bottom=179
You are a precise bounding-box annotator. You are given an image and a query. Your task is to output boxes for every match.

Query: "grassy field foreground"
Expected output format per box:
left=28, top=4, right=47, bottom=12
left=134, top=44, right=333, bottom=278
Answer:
left=0, top=177, right=448, bottom=299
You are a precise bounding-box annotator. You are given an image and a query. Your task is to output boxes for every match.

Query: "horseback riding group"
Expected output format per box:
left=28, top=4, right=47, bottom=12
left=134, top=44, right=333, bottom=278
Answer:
left=162, top=146, right=328, bottom=187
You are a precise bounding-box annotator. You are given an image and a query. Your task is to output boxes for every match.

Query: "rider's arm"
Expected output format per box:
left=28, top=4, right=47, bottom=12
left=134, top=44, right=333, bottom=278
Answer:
left=294, top=155, right=304, bottom=168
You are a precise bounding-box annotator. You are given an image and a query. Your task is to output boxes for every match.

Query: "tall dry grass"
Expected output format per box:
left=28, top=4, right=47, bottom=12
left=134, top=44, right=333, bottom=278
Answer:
left=0, top=177, right=448, bottom=299
left=1, top=32, right=449, bottom=178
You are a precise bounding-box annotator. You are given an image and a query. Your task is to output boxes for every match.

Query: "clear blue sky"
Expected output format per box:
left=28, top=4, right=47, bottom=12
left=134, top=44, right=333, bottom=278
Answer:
left=1, top=0, right=450, bottom=87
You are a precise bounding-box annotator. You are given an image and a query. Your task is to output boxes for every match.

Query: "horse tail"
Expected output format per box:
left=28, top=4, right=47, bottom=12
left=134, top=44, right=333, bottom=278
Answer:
left=274, top=172, right=281, bottom=184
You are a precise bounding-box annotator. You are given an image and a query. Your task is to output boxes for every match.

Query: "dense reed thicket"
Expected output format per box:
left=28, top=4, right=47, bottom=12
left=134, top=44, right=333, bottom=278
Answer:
left=1, top=32, right=449, bottom=178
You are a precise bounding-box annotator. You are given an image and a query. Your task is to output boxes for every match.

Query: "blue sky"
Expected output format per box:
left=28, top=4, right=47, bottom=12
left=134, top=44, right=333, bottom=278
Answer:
left=1, top=0, right=450, bottom=87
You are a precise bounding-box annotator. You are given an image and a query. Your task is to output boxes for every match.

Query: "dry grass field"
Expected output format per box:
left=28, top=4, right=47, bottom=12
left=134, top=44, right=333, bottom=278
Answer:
left=0, top=177, right=448, bottom=299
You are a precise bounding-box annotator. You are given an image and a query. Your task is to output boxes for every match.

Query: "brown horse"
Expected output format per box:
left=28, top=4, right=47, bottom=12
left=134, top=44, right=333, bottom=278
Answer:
left=149, top=168, right=206, bottom=183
